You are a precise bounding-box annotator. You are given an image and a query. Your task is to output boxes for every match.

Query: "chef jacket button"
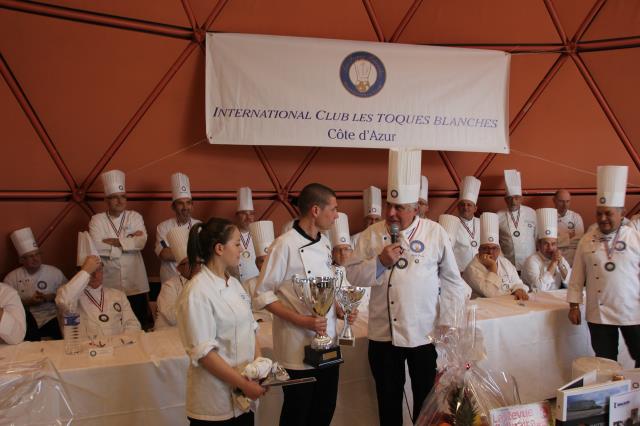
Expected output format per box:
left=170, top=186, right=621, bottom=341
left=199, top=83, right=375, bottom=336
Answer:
left=598, top=290, right=601, bottom=293
left=593, top=264, right=597, bottom=266
left=300, top=249, right=304, bottom=253
left=393, top=318, right=397, bottom=322
left=596, top=277, right=599, bottom=279
left=307, top=270, right=311, bottom=274
left=383, top=237, right=387, bottom=241
left=388, top=284, right=392, bottom=288
left=391, top=301, right=394, bottom=304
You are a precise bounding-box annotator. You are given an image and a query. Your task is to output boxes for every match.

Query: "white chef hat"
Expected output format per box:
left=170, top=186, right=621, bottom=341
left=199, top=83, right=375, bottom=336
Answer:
left=330, top=212, right=351, bottom=248
left=171, top=172, right=191, bottom=201
left=101, top=170, right=126, bottom=196
left=10, top=227, right=38, bottom=256
left=480, top=212, right=500, bottom=246
left=76, top=231, right=99, bottom=266
left=419, top=176, right=428, bottom=202
left=460, top=176, right=481, bottom=204
left=250, top=220, right=275, bottom=257
left=166, top=226, right=190, bottom=264
left=237, top=187, right=254, bottom=212
left=438, top=214, right=459, bottom=243
left=387, top=148, right=422, bottom=205
left=536, top=208, right=558, bottom=239
left=597, top=165, right=628, bottom=207
left=363, top=186, right=382, bottom=217
left=503, top=170, right=522, bottom=197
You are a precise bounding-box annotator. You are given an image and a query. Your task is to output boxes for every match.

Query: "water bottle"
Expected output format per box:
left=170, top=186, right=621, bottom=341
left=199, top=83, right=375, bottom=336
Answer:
left=63, top=310, right=81, bottom=355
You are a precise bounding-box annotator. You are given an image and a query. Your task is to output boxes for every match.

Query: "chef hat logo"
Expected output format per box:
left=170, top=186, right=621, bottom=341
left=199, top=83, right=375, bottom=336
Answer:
left=391, top=190, right=398, bottom=198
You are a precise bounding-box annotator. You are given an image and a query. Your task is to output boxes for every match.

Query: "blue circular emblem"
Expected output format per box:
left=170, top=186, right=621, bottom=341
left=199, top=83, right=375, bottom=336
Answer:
left=410, top=240, right=425, bottom=253
left=340, top=51, right=386, bottom=98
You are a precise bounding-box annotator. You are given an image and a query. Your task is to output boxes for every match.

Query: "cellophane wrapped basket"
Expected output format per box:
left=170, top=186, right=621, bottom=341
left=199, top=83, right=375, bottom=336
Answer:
left=415, top=303, right=521, bottom=426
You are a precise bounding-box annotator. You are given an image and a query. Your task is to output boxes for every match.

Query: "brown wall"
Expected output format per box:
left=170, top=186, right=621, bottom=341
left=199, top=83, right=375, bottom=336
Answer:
left=1, top=1, right=639, bottom=280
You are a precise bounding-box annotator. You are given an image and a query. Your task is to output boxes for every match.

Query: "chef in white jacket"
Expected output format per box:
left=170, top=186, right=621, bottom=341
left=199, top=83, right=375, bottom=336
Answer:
left=4, top=227, right=67, bottom=340
left=240, top=220, right=274, bottom=322
left=463, top=212, right=530, bottom=299
left=450, top=176, right=482, bottom=272
left=155, top=172, right=200, bottom=284
left=554, top=189, right=584, bottom=265
left=498, top=169, right=537, bottom=271
left=346, top=149, right=468, bottom=425
left=568, top=165, right=640, bottom=368
left=522, top=208, right=571, bottom=291
left=235, top=187, right=259, bottom=284
left=56, top=232, right=141, bottom=338
left=418, top=175, right=429, bottom=219
left=155, top=226, right=199, bottom=329
left=351, top=186, right=383, bottom=249
left=0, top=283, right=26, bottom=345
left=177, top=218, right=265, bottom=424
left=254, top=183, right=340, bottom=426
left=89, top=170, right=152, bottom=329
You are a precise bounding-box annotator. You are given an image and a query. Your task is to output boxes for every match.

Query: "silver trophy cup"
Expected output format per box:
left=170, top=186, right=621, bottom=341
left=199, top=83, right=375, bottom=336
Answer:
left=336, top=283, right=365, bottom=346
left=292, top=269, right=344, bottom=367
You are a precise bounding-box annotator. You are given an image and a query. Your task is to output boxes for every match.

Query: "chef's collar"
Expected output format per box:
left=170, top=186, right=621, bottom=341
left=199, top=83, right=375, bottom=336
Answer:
left=294, top=220, right=321, bottom=244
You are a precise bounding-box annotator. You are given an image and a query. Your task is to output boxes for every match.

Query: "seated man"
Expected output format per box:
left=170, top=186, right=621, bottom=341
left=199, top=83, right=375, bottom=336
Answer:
left=463, top=212, right=529, bottom=300
left=522, top=208, right=571, bottom=291
left=155, top=226, right=199, bottom=329
left=56, top=232, right=141, bottom=337
left=5, top=227, right=67, bottom=340
left=0, top=283, right=26, bottom=345
left=240, top=220, right=275, bottom=322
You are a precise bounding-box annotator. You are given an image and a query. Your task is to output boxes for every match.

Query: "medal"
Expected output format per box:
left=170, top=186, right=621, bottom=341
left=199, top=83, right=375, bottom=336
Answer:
left=458, top=217, right=477, bottom=246
left=601, top=227, right=622, bottom=273
left=84, top=288, right=108, bottom=321
left=410, top=240, right=425, bottom=253
left=508, top=208, right=521, bottom=239
left=396, top=258, right=408, bottom=269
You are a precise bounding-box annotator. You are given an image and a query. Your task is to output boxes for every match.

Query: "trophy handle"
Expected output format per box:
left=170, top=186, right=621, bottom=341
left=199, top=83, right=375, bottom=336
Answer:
left=291, top=274, right=306, bottom=304
left=333, top=266, right=345, bottom=290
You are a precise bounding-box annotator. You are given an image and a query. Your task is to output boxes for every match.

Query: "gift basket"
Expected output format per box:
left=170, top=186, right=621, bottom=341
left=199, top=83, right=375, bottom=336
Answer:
left=416, top=303, right=521, bottom=426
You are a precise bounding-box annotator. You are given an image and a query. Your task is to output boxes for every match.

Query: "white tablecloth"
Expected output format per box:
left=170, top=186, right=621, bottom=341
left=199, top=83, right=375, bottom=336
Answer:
left=0, top=290, right=633, bottom=425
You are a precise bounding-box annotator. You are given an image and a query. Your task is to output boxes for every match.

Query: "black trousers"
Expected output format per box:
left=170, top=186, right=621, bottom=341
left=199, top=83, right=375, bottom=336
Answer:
left=188, top=412, right=254, bottom=426
left=38, top=317, right=62, bottom=340
left=588, top=322, right=640, bottom=368
left=127, top=293, right=154, bottom=331
left=368, top=340, right=438, bottom=426
left=280, top=365, right=340, bottom=426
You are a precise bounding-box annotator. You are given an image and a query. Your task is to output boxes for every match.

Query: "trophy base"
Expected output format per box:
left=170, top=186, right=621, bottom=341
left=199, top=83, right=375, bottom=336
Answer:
left=338, top=337, right=356, bottom=347
left=304, top=345, right=343, bottom=368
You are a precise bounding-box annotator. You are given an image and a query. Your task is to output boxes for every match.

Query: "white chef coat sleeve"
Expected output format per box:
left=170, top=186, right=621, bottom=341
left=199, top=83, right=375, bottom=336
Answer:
left=55, top=270, right=91, bottom=312
left=177, top=294, right=219, bottom=366
left=118, top=292, right=142, bottom=334
left=345, top=228, right=386, bottom=288
left=522, top=255, right=555, bottom=291
left=462, top=260, right=503, bottom=298
left=567, top=237, right=587, bottom=304
left=89, top=214, right=123, bottom=259
left=437, top=231, right=471, bottom=327
left=253, top=238, right=289, bottom=310
left=120, top=212, right=147, bottom=252
left=154, top=223, right=165, bottom=257
left=575, top=215, right=585, bottom=238
left=510, top=272, right=529, bottom=293
left=3, top=270, right=17, bottom=290
left=0, top=284, right=26, bottom=345
left=156, top=280, right=179, bottom=327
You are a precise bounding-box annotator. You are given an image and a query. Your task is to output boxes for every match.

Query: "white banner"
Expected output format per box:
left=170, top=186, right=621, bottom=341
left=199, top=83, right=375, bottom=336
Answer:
left=206, top=33, right=510, bottom=153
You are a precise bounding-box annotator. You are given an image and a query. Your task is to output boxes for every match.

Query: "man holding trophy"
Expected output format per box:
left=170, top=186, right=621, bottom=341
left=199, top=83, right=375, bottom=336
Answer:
left=346, top=148, right=469, bottom=425
left=254, top=183, right=342, bottom=426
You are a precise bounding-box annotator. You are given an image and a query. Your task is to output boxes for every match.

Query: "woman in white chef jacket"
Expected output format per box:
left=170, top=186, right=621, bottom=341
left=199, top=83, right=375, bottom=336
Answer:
left=177, top=218, right=266, bottom=426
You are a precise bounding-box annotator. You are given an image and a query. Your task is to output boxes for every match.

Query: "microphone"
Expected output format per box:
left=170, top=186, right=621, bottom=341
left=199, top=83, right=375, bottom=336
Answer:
left=390, top=223, right=400, bottom=244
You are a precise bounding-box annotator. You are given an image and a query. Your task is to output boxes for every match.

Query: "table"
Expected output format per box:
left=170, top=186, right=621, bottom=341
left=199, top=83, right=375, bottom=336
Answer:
left=0, top=290, right=632, bottom=425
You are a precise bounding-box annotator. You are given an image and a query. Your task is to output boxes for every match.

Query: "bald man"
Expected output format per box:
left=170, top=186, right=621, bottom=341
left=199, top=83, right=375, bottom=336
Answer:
left=554, top=190, right=584, bottom=266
